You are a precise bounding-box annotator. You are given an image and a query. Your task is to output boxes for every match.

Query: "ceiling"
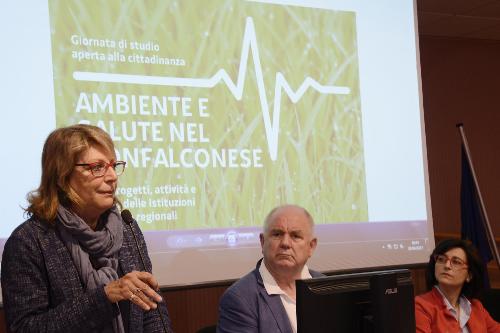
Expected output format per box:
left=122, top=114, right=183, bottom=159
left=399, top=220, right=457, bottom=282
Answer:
left=417, top=0, right=500, bottom=40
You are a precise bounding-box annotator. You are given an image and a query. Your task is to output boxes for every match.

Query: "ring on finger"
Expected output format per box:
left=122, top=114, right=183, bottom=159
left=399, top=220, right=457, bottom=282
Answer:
left=133, top=288, right=143, bottom=294
left=129, top=294, right=137, bottom=302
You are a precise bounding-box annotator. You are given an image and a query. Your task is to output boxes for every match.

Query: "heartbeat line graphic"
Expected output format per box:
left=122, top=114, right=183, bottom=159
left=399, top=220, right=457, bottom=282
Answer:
left=73, top=17, right=350, bottom=161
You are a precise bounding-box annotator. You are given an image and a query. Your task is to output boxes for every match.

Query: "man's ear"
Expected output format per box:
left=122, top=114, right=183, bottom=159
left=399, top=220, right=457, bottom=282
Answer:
left=309, top=237, right=318, bottom=256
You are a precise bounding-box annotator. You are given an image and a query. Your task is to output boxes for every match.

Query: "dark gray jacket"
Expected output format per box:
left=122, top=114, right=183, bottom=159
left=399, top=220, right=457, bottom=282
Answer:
left=1, top=215, right=172, bottom=333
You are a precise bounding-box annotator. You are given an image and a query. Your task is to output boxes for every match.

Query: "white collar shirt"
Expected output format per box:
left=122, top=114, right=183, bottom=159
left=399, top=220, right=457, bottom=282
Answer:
left=435, top=285, right=472, bottom=333
left=259, top=260, right=312, bottom=333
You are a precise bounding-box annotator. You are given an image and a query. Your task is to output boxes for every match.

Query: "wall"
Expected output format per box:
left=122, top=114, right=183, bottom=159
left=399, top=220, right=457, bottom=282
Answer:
left=420, top=36, right=500, bottom=236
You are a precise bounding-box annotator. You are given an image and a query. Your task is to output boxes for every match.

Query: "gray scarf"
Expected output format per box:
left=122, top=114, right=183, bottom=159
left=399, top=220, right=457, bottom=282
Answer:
left=57, top=205, right=125, bottom=333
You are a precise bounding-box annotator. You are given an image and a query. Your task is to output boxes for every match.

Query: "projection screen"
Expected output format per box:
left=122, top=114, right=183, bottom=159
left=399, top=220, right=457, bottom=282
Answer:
left=0, top=0, right=434, bottom=288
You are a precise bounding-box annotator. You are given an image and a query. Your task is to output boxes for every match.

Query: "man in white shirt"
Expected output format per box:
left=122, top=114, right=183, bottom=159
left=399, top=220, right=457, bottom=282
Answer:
left=217, top=205, right=321, bottom=333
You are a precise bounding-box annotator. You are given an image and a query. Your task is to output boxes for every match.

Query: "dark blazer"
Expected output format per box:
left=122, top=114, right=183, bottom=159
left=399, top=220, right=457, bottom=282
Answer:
left=1, top=215, right=172, bottom=333
left=217, top=259, right=323, bottom=333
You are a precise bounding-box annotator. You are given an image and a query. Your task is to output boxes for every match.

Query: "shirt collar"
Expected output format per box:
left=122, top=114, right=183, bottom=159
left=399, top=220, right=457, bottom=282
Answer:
left=434, top=286, right=471, bottom=318
left=259, top=259, right=312, bottom=296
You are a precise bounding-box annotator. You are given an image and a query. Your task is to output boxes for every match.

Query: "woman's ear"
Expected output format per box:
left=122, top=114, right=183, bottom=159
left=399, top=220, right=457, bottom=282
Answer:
left=466, top=273, right=472, bottom=283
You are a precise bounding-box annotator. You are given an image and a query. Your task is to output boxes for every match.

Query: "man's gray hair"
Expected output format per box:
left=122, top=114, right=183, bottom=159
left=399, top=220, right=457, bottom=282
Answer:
left=263, top=204, right=315, bottom=233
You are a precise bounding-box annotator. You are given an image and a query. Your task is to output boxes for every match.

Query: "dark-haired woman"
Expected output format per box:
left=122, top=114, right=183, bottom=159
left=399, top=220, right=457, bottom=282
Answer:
left=415, top=238, right=500, bottom=332
left=1, top=124, right=172, bottom=332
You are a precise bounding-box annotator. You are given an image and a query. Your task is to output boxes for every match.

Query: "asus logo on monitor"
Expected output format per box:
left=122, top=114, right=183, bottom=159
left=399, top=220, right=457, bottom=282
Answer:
left=384, top=288, right=398, bottom=295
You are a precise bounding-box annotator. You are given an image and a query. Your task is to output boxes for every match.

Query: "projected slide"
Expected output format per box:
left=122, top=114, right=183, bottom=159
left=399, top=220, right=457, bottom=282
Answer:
left=1, top=0, right=433, bottom=287
left=49, top=0, right=367, bottom=230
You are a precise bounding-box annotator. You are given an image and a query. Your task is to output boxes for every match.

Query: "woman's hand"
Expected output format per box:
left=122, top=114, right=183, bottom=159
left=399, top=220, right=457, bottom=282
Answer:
left=104, top=271, right=163, bottom=311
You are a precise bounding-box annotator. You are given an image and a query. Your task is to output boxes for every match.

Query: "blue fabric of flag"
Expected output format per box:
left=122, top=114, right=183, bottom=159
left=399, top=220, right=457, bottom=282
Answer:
left=460, top=145, right=492, bottom=287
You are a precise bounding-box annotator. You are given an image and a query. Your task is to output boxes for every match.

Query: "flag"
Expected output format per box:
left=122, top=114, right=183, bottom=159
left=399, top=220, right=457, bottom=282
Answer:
left=460, top=144, right=493, bottom=288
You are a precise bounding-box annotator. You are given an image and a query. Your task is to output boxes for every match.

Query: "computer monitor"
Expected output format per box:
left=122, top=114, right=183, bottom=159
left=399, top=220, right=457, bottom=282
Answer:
left=296, top=268, right=416, bottom=333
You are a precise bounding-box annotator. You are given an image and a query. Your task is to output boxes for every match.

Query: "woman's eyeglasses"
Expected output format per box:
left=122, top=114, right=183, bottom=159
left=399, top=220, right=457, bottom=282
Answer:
left=75, top=161, right=126, bottom=177
left=433, top=254, right=468, bottom=270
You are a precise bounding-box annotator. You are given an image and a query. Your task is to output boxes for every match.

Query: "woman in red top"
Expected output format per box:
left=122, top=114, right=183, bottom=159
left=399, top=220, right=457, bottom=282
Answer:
left=415, top=239, right=500, bottom=332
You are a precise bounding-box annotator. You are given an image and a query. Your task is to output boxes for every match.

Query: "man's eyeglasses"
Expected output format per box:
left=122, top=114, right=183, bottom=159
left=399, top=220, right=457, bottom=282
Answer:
left=433, top=254, right=468, bottom=270
left=75, top=161, right=126, bottom=177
